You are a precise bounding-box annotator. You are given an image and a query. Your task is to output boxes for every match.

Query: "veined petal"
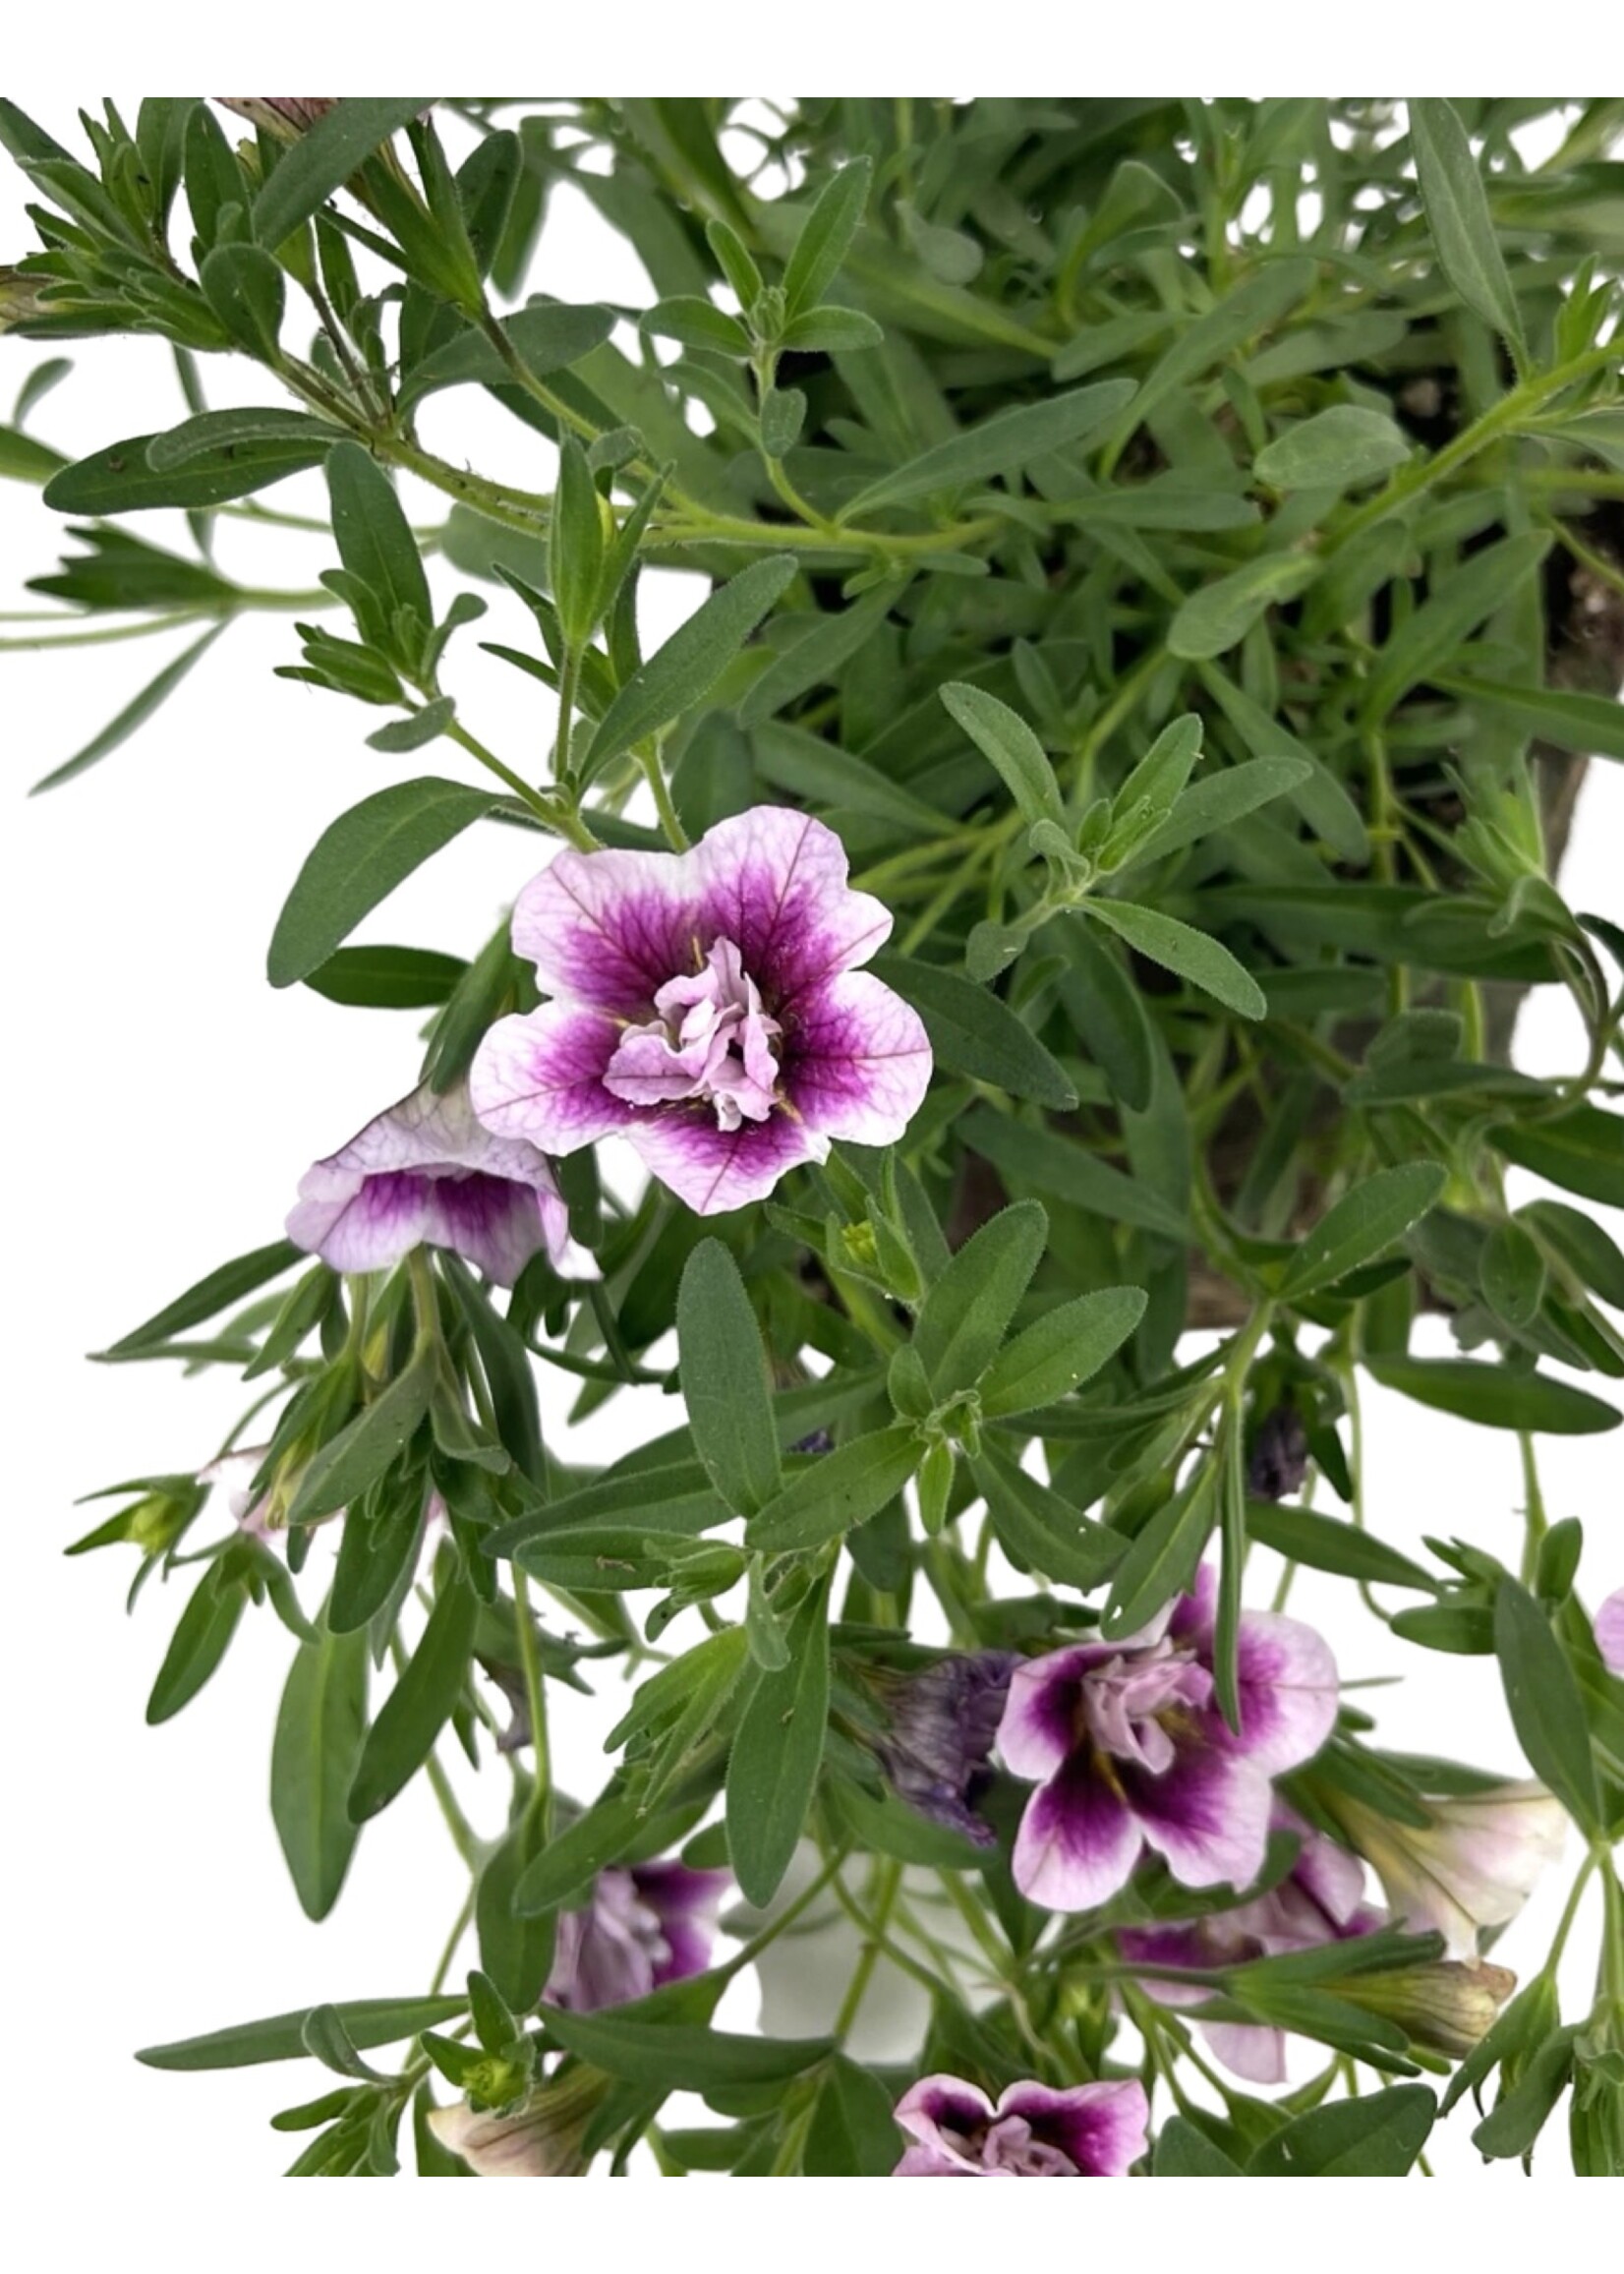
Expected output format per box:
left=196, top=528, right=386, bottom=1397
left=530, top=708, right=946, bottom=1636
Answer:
left=786, top=971, right=933, bottom=1144
left=470, top=1004, right=635, bottom=1155
left=625, top=1106, right=827, bottom=1215
left=511, top=842, right=695, bottom=1012
left=894, top=2075, right=996, bottom=2176
left=1201, top=2021, right=1289, bottom=2086
left=690, top=806, right=893, bottom=1004
left=1223, top=1608, right=1340, bottom=1773
left=997, top=2080, right=1148, bottom=2178
left=1012, top=1755, right=1142, bottom=1911
left=1124, top=1747, right=1272, bottom=1892
left=288, top=1163, right=434, bottom=1273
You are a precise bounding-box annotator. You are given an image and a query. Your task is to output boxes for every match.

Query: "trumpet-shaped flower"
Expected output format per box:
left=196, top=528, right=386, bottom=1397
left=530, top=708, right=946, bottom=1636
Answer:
left=894, top=2074, right=1148, bottom=2178
left=544, top=1863, right=729, bottom=2012
left=287, top=1080, right=579, bottom=1286
left=1327, top=1780, right=1567, bottom=1962
left=469, top=808, right=932, bottom=1215
left=427, top=2067, right=609, bottom=2177
left=999, top=1566, right=1339, bottom=1912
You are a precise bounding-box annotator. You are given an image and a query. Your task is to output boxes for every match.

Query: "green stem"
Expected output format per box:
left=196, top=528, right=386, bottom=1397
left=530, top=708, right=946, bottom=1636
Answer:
left=429, top=1886, right=476, bottom=1995
left=510, top=1567, right=551, bottom=1834
left=638, top=744, right=691, bottom=850
left=1517, top=1430, right=1548, bottom=1588
left=833, top=1858, right=904, bottom=2044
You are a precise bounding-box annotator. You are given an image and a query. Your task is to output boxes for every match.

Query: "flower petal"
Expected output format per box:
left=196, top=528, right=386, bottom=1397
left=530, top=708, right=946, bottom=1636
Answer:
left=288, top=1163, right=435, bottom=1273
left=785, top=971, right=933, bottom=1144
left=1201, top=2021, right=1289, bottom=2086
left=1012, top=1755, right=1143, bottom=1910
left=1122, top=1747, right=1272, bottom=1892
left=894, top=2075, right=995, bottom=2175
left=625, top=1106, right=826, bottom=1215
left=997, top=2080, right=1148, bottom=2178
left=1223, top=1609, right=1340, bottom=1773
left=999, top=1647, right=1111, bottom=1780
left=690, top=806, right=894, bottom=1003
left=894, top=2144, right=979, bottom=2177
left=470, top=1005, right=635, bottom=1156
left=509, top=842, right=696, bottom=1013
left=1595, top=1586, right=1624, bottom=1675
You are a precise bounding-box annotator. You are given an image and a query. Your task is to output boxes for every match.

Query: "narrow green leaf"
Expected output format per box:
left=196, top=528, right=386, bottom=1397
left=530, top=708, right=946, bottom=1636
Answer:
left=1278, top=1164, right=1446, bottom=1300
left=842, top=379, right=1136, bottom=518
left=971, top=1447, right=1128, bottom=1589
left=1362, top=533, right=1548, bottom=723
left=725, top=1574, right=832, bottom=1904
left=347, top=1569, right=478, bottom=1823
left=1247, top=2083, right=1435, bottom=2176
left=783, top=158, right=872, bottom=316
left=913, top=1201, right=1048, bottom=1398
left=1493, top=1579, right=1601, bottom=1834
left=303, top=945, right=465, bottom=1010
left=1245, top=1501, right=1436, bottom=1592
left=738, top=581, right=899, bottom=728
left=542, top=2002, right=832, bottom=2091
left=1521, top=1199, right=1624, bottom=1310
left=583, top=554, right=796, bottom=776
left=1082, top=899, right=1266, bottom=1020
left=1168, top=553, right=1320, bottom=662
left=745, top=1429, right=920, bottom=1554
left=979, top=1287, right=1147, bottom=1417
left=872, top=954, right=1075, bottom=1109
left=475, top=1812, right=557, bottom=2012
left=1115, top=258, right=1315, bottom=438
left=267, top=779, right=502, bottom=987
left=325, top=440, right=432, bottom=641
left=1364, top=1356, right=1620, bottom=1435
left=398, top=303, right=616, bottom=407
left=146, top=1565, right=246, bottom=1724
left=198, top=244, right=286, bottom=359
left=962, top=1106, right=1193, bottom=1242
left=676, top=1241, right=781, bottom=1518
left=1196, top=665, right=1369, bottom=863
left=271, top=1619, right=371, bottom=1921
left=753, top=721, right=945, bottom=832
left=1133, top=756, right=1312, bottom=865
left=30, top=623, right=224, bottom=794
left=137, top=1995, right=466, bottom=2072
left=252, top=98, right=437, bottom=248
left=1409, top=99, right=1527, bottom=356
left=288, top=1353, right=435, bottom=1526
left=940, top=682, right=1065, bottom=829
left=145, top=407, right=343, bottom=471
left=44, top=432, right=328, bottom=513
left=1254, top=405, right=1411, bottom=493
left=1054, top=915, right=1156, bottom=1111
left=1491, top=1104, right=1624, bottom=1209
left=802, top=2055, right=904, bottom=2176
left=1102, top=1463, right=1220, bottom=1638
left=1437, top=674, right=1624, bottom=764
left=96, top=1238, right=301, bottom=1360
left=1154, top=2118, right=1243, bottom=2176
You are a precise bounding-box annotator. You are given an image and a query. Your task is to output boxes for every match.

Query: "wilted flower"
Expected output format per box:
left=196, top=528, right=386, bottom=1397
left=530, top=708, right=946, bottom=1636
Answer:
left=199, top=1444, right=276, bottom=1541
left=872, top=1652, right=1017, bottom=1847
left=1595, top=1587, right=1624, bottom=1675
left=1116, top=1810, right=1379, bottom=2083
left=287, top=1079, right=581, bottom=1287
left=544, top=1863, right=728, bottom=2012
left=1338, top=1958, right=1517, bottom=2060
left=999, top=1565, right=1339, bottom=1911
left=216, top=98, right=336, bottom=139
left=1327, top=1780, right=1567, bottom=1962
left=894, top=2074, right=1148, bottom=2178
left=427, top=2066, right=608, bottom=2177
left=470, top=808, right=932, bottom=1215
left=1247, top=1405, right=1309, bottom=1500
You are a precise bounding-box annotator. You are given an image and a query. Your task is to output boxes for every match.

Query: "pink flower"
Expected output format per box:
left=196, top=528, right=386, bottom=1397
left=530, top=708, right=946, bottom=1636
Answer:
left=469, top=807, right=932, bottom=1215
left=999, top=1567, right=1339, bottom=1912
left=287, top=1080, right=580, bottom=1287
left=1327, top=1780, right=1567, bottom=1961
left=894, top=2074, right=1147, bottom=2178
left=1595, top=1587, right=1624, bottom=1675
left=544, top=1864, right=728, bottom=2012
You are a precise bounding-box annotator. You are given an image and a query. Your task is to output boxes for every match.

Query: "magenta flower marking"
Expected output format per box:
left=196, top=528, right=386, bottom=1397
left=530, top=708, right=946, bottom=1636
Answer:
left=1117, top=1809, right=1378, bottom=2083
left=468, top=807, right=933, bottom=1216
left=1596, top=1587, right=1624, bottom=1675
left=287, top=1080, right=579, bottom=1287
left=544, top=1863, right=729, bottom=2013
left=999, top=1566, right=1339, bottom=1912
left=894, top=2074, right=1148, bottom=2178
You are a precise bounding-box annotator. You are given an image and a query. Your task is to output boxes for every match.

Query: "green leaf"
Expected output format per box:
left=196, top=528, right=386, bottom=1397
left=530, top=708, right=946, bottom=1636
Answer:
left=979, top=1287, right=1147, bottom=1417
left=1409, top=99, right=1527, bottom=357
left=1245, top=1500, right=1436, bottom=1592
left=939, top=682, right=1065, bottom=830
left=551, top=435, right=605, bottom=651
left=583, top=554, right=796, bottom=777
left=1102, top=1462, right=1219, bottom=1639
left=1132, top=756, right=1311, bottom=866
left=842, top=379, right=1136, bottom=518
left=397, top=303, right=616, bottom=407
left=347, top=1569, right=478, bottom=1823
left=1521, top=1199, right=1624, bottom=1310
left=1055, top=915, right=1156, bottom=1111
left=252, top=98, right=438, bottom=248
left=30, top=623, right=225, bottom=794
left=146, top=1564, right=246, bottom=1724
left=1195, top=664, right=1369, bottom=863
left=302, top=945, right=465, bottom=1010
left=1491, top=1105, right=1624, bottom=1208
left=95, top=1238, right=301, bottom=1361
left=640, top=295, right=751, bottom=354
left=779, top=306, right=885, bottom=353
left=745, top=1429, right=920, bottom=1554
left=367, top=698, right=456, bottom=754
left=1364, top=1356, right=1620, bottom=1435
left=802, top=2055, right=904, bottom=2176
left=725, top=1574, right=833, bottom=1904
left=1116, top=258, right=1315, bottom=438
left=1247, top=2083, right=1435, bottom=2176
left=783, top=158, right=872, bottom=316
left=137, top=1995, right=466, bottom=2072
left=1167, top=553, right=1321, bottom=662
left=912, top=1199, right=1048, bottom=1399
left=962, top=1106, right=1193, bottom=1243
left=738, top=582, right=899, bottom=729
left=325, top=440, right=432, bottom=646
left=753, top=720, right=944, bottom=832
left=271, top=1619, right=371, bottom=1922
left=1277, top=1164, right=1445, bottom=1300
left=475, top=1811, right=558, bottom=2013
left=1480, top=1219, right=1547, bottom=1329
left=198, top=244, right=286, bottom=359
left=1437, top=675, right=1624, bottom=764
left=1493, top=1579, right=1601, bottom=1834
left=1254, top=405, right=1411, bottom=493
left=676, top=1242, right=781, bottom=1518
left=871, top=953, right=1075, bottom=1109
left=1472, top=2023, right=1581, bottom=2159
left=1154, top=2117, right=1243, bottom=2176
left=1362, top=533, right=1548, bottom=724
left=1082, top=899, right=1266, bottom=1020
left=145, top=407, right=344, bottom=471
left=267, top=779, right=502, bottom=988
left=823, top=1774, right=989, bottom=1868
left=44, top=431, right=329, bottom=513
left=542, top=2002, right=832, bottom=2091
left=971, top=1447, right=1129, bottom=1589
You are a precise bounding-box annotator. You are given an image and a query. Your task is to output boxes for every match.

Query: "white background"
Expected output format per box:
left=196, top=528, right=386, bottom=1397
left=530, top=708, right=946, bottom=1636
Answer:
left=0, top=40, right=1618, bottom=2240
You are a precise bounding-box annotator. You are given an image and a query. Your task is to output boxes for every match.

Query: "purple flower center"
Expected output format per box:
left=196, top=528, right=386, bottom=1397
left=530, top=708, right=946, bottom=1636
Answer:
left=944, top=2111, right=1078, bottom=2177
left=602, top=936, right=783, bottom=1133
left=1073, top=1639, right=1213, bottom=1778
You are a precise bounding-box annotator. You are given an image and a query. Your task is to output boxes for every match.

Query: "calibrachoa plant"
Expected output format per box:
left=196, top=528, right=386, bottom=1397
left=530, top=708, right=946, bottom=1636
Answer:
left=5, top=94, right=1624, bottom=2179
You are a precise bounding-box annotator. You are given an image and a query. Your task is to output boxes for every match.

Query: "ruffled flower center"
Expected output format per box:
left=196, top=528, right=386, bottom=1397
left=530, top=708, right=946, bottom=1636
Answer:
left=1073, top=1638, right=1212, bottom=1778
left=945, top=2114, right=1077, bottom=2177
left=603, top=937, right=783, bottom=1132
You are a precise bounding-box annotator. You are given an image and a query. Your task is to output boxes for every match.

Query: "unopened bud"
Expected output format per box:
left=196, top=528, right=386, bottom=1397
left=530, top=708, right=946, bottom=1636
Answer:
left=1340, top=1960, right=1517, bottom=2058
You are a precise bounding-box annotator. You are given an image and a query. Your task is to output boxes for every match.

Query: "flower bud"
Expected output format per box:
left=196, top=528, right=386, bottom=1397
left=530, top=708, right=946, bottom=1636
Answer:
left=1325, top=1780, right=1566, bottom=1961
left=0, top=265, right=50, bottom=331
left=1339, top=1959, right=1517, bottom=2058
left=216, top=99, right=336, bottom=141
left=427, top=2066, right=609, bottom=2177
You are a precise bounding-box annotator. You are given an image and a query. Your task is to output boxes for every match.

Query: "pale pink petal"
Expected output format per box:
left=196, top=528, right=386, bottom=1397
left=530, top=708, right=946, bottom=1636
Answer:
left=470, top=1004, right=636, bottom=1155
left=1123, top=1749, right=1272, bottom=1892
left=999, top=1647, right=1110, bottom=1780
left=1595, top=1587, right=1624, bottom=1675
left=786, top=971, right=933, bottom=1143
left=624, top=1106, right=827, bottom=1215
left=1012, top=1757, right=1143, bottom=1910
left=1222, top=1608, right=1340, bottom=1773
left=893, top=2075, right=996, bottom=2176
left=689, top=806, right=894, bottom=1004
left=1201, top=2022, right=1289, bottom=2085
left=510, top=841, right=695, bottom=1012
left=997, top=2080, right=1148, bottom=2177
